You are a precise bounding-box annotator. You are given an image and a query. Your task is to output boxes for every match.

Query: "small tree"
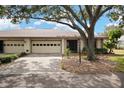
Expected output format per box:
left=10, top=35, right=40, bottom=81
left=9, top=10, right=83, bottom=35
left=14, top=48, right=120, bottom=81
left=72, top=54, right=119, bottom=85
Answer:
left=104, top=29, right=122, bottom=53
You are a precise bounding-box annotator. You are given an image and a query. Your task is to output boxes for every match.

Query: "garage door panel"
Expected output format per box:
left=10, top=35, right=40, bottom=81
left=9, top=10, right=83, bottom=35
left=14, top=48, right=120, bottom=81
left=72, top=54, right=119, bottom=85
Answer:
left=4, top=41, right=24, bottom=53
left=32, top=41, right=61, bottom=53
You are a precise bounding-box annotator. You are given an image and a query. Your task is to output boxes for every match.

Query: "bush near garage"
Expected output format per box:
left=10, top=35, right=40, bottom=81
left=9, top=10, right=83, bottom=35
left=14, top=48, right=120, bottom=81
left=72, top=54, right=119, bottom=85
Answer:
left=95, top=48, right=108, bottom=54
left=0, top=54, right=18, bottom=64
left=64, top=48, right=71, bottom=58
left=17, top=52, right=27, bottom=57
left=82, top=47, right=108, bottom=54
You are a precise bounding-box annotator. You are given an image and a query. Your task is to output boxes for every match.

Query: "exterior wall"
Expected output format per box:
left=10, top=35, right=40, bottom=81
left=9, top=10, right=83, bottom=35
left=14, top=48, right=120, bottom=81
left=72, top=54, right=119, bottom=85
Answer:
left=96, top=39, right=102, bottom=48
left=24, top=38, right=31, bottom=53
left=80, top=39, right=84, bottom=51
left=62, top=39, right=66, bottom=55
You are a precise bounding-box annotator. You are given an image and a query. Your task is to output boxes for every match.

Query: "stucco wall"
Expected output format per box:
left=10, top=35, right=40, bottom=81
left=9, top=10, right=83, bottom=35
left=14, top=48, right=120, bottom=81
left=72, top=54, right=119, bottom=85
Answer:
left=24, top=38, right=31, bottom=53
left=96, top=39, right=102, bottom=49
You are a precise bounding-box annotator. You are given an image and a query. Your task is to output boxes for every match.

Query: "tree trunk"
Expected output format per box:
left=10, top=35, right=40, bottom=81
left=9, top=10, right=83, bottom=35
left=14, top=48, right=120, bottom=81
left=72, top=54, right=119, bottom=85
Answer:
left=87, top=27, right=96, bottom=61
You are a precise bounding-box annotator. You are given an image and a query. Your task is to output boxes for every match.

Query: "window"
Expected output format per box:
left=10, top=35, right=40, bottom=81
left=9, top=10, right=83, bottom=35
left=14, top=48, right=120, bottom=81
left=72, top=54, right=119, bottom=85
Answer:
left=3, top=44, right=6, bottom=46
left=54, top=44, right=56, bottom=46
left=36, top=44, right=39, bottom=46
left=43, top=44, right=46, bottom=46
left=21, top=44, right=24, bottom=46
left=7, top=44, right=10, bottom=46
left=18, top=44, right=20, bottom=46
left=14, top=44, right=17, bottom=46
left=11, top=44, right=13, bottom=46
left=58, top=44, right=60, bottom=46
left=47, top=44, right=50, bottom=46
left=40, top=44, right=42, bottom=46
left=51, top=44, right=53, bottom=46
left=33, top=44, right=35, bottom=46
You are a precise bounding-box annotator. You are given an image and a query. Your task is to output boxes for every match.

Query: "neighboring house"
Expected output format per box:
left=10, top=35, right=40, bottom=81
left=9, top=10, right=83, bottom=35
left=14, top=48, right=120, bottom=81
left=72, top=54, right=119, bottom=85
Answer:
left=118, top=35, right=124, bottom=49
left=0, top=29, right=107, bottom=54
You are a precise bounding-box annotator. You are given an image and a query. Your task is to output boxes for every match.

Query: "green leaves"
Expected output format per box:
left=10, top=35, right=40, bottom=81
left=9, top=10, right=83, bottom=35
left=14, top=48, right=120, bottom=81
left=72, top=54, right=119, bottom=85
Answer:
left=108, top=29, right=122, bottom=40
left=104, top=28, right=122, bottom=53
left=108, top=6, right=124, bottom=27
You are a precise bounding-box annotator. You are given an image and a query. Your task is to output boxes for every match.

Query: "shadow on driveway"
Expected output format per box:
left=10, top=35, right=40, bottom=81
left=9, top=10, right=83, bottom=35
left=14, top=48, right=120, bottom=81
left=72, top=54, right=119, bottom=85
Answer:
left=0, top=54, right=122, bottom=88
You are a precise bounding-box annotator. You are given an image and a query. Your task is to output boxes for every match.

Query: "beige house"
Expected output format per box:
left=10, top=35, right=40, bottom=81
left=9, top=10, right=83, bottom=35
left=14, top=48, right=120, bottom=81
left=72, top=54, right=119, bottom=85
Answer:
left=0, top=29, right=107, bottom=54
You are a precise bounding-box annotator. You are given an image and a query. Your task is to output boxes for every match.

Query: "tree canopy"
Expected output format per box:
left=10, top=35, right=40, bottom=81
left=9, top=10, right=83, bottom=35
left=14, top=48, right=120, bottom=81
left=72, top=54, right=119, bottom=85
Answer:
left=108, top=6, right=124, bottom=28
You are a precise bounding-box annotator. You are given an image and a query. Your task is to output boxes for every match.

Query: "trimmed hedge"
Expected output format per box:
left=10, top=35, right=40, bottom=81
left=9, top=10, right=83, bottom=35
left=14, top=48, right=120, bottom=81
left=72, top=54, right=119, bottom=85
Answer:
left=0, top=54, right=18, bottom=64
left=82, top=47, right=108, bottom=54
left=95, top=48, right=108, bottom=54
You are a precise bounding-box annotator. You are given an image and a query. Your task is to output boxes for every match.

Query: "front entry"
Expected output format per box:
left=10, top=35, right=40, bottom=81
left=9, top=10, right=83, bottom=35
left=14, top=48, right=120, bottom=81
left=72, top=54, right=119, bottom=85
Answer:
left=67, top=40, right=77, bottom=53
left=0, top=40, right=3, bottom=53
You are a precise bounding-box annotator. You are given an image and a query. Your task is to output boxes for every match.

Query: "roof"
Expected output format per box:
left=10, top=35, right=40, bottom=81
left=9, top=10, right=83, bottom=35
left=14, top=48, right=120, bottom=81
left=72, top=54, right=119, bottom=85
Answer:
left=0, top=29, right=107, bottom=38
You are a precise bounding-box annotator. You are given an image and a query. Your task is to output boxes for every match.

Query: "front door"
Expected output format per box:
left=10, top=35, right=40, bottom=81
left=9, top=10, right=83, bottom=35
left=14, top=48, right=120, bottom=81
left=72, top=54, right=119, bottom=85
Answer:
left=67, top=40, right=77, bottom=53
left=0, top=40, right=3, bottom=53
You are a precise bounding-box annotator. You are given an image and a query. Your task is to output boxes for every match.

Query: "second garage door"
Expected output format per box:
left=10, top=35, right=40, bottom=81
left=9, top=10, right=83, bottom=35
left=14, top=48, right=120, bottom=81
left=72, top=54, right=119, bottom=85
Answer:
left=32, top=40, right=61, bottom=53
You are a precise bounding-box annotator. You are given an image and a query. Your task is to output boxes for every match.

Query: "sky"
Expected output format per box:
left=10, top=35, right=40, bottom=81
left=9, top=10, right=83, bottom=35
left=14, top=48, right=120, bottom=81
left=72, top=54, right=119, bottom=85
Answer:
left=0, top=14, right=118, bottom=34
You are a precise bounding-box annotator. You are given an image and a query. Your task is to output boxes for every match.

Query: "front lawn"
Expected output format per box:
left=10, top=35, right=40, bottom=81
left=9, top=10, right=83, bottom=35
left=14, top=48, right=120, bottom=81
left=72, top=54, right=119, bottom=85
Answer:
left=106, top=49, right=124, bottom=72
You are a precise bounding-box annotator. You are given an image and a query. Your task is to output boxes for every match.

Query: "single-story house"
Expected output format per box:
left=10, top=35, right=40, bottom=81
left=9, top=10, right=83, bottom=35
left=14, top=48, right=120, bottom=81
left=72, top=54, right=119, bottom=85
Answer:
left=117, top=35, right=124, bottom=49
left=0, top=29, right=107, bottom=54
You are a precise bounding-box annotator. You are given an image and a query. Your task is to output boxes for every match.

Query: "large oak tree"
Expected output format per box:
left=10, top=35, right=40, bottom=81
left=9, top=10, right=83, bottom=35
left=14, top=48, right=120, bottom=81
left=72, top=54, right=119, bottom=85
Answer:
left=1, top=5, right=114, bottom=61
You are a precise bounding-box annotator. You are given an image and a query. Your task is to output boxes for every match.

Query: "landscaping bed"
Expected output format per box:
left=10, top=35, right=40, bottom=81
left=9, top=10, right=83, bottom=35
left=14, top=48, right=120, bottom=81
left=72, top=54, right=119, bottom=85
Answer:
left=61, top=49, right=124, bottom=74
left=61, top=56, right=115, bottom=75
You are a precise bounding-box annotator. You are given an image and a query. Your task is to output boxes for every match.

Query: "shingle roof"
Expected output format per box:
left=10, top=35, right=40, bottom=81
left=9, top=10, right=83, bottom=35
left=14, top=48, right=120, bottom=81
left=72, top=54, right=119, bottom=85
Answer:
left=0, top=29, right=107, bottom=38
left=0, top=29, right=80, bottom=38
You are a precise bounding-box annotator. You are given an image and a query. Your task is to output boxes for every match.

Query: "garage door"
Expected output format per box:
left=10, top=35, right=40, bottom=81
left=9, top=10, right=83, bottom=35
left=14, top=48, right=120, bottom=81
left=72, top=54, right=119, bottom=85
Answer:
left=4, top=41, right=24, bottom=53
left=32, top=40, right=61, bottom=53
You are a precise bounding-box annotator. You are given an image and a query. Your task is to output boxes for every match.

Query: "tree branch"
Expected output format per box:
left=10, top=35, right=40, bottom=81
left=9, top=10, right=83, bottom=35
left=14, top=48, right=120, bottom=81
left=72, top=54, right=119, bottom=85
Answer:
left=30, top=16, right=75, bottom=29
left=79, top=5, right=87, bottom=26
left=90, top=5, right=103, bottom=27
left=95, top=5, right=103, bottom=17
left=68, top=14, right=87, bottom=39
left=98, top=6, right=113, bottom=19
left=62, top=5, right=88, bottom=31
left=85, top=5, right=93, bottom=18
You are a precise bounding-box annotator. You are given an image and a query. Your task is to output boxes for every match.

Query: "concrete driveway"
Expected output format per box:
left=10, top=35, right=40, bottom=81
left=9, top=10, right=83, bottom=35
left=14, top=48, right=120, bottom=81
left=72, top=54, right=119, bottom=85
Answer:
left=0, top=54, right=121, bottom=88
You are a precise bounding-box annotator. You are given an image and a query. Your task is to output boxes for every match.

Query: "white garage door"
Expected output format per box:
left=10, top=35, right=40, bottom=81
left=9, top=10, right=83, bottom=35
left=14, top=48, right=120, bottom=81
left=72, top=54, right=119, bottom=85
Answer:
left=32, top=40, right=61, bottom=53
left=4, top=41, right=24, bottom=53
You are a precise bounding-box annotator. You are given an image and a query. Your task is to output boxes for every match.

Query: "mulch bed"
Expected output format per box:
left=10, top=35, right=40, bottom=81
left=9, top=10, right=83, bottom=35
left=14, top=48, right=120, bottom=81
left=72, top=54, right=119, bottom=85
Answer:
left=61, top=56, right=116, bottom=75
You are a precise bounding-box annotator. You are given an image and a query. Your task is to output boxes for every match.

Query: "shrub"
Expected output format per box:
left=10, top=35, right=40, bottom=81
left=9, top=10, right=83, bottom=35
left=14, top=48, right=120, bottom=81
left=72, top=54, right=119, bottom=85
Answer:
left=95, top=48, right=108, bottom=54
left=64, top=48, right=71, bottom=58
left=82, top=47, right=87, bottom=54
left=17, top=52, right=27, bottom=57
left=0, top=54, right=18, bottom=64
left=61, top=62, right=65, bottom=70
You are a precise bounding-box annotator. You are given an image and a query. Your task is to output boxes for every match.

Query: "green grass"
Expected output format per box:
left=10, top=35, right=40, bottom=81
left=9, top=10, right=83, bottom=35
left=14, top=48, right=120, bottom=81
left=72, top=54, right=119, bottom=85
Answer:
left=108, top=56, right=124, bottom=63
left=107, top=49, right=124, bottom=72
left=0, top=54, right=17, bottom=57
